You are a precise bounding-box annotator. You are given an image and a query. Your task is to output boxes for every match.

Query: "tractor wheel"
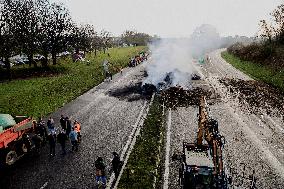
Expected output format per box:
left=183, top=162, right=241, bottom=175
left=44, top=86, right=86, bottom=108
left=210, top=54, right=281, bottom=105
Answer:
left=5, top=150, right=18, bottom=165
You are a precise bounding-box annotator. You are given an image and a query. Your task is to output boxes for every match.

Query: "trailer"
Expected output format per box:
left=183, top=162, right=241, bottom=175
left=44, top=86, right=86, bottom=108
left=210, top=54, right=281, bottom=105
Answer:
left=0, top=114, right=35, bottom=166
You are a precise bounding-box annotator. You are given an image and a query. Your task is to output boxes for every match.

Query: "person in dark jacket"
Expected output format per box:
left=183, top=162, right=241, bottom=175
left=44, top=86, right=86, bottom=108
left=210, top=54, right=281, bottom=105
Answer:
left=47, top=133, right=56, bottom=156
left=65, top=117, right=72, bottom=136
left=32, top=134, right=42, bottom=154
left=47, top=117, right=55, bottom=133
left=57, top=130, right=67, bottom=155
left=95, top=157, right=106, bottom=186
left=36, top=122, right=47, bottom=144
left=112, top=152, right=122, bottom=178
left=60, top=115, right=67, bottom=130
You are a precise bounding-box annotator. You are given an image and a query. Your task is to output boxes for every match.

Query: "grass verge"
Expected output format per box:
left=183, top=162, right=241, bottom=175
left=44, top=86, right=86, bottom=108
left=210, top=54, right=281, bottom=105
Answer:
left=118, top=96, right=165, bottom=189
left=0, top=46, right=146, bottom=117
left=221, top=51, right=284, bottom=92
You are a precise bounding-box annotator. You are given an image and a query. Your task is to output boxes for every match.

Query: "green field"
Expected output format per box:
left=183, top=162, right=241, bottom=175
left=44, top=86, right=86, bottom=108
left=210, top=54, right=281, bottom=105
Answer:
left=0, top=46, right=146, bottom=117
left=118, top=97, right=164, bottom=189
left=221, top=51, right=284, bottom=92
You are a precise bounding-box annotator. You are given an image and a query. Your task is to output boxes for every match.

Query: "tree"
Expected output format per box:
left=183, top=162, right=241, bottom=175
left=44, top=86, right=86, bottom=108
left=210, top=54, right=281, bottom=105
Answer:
left=14, top=0, right=40, bottom=67
left=121, top=30, right=151, bottom=46
left=259, top=20, right=274, bottom=44
left=100, top=30, right=112, bottom=53
left=271, top=4, right=284, bottom=44
left=37, top=1, right=72, bottom=65
left=69, top=23, right=95, bottom=54
left=0, top=0, right=21, bottom=80
left=93, top=31, right=102, bottom=56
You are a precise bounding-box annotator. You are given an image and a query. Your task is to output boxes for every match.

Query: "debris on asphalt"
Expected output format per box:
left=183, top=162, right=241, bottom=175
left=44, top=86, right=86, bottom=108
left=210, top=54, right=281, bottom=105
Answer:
left=219, top=78, right=284, bottom=115
left=108, top=82, right=153, bottom=101
left=191, top=73, right=201, bottom=80
left=160, top=86, right=217, bottom=109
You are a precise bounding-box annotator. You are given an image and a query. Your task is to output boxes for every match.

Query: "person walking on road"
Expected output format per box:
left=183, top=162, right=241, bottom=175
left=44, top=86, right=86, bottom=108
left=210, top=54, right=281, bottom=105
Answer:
left=69, top=128, right=78, bottom=151
left=36, top=121, right=47, bottom=144
left=57, top=130, right=67, bottom=155
left=112, top=152, right=122, bottom=179
left=47, top=132, right=56, bottom=156
left=66, top=117, right=72, bottom=136
left=60, top=115, right=67, bottom=130
left=74, top=120, right=81, bottom=143
left=95, top=157, right=107, bottom=186
left=47, top=117, right=55, bottom=133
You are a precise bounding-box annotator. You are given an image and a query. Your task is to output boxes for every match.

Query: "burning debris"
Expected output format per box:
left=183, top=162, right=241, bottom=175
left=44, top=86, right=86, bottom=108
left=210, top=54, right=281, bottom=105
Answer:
left=191, top=73, right=201, bottom=80
left=220, top=78, right=284, bottom=115
left=160, top=86, right=217, bottom=109
left=108, top=82, right=154, bottom=101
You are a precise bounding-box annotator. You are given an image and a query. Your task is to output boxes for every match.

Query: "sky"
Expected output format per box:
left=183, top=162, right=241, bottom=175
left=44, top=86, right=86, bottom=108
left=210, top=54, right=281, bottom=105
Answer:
left=52, top=0, right=284, bottom=38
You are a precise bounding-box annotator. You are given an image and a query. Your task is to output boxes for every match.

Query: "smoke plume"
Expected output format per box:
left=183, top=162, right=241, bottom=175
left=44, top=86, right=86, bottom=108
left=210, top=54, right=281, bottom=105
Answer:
left=143, top=39, right=194, bottom=89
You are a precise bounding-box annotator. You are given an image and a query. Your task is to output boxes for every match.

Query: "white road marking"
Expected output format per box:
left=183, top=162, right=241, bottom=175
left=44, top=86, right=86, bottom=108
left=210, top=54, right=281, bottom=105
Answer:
left=106, top=94, right=155, bottom=189
left=163, top=108, right=172, bottom=189
left=39, top=182, right=48, bottom=189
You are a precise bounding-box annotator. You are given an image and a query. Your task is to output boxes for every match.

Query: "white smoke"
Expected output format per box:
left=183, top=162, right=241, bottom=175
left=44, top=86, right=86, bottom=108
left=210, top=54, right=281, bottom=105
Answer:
left=143, top=39, right=194, bottom=89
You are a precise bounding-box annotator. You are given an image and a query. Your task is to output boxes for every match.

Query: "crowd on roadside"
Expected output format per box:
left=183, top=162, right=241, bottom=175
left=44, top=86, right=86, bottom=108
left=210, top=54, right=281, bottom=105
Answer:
left=128, top=51, right=148, bottom=67
left=30, top=115, right=123, bottom=187
left=31, top=115, right=81, bottom=156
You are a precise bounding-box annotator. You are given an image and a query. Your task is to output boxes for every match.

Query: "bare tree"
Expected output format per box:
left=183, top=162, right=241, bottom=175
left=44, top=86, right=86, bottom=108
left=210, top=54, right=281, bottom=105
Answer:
left=271, top=4, right=284, bottom=44
left=259, top=20, right=274, bottom=44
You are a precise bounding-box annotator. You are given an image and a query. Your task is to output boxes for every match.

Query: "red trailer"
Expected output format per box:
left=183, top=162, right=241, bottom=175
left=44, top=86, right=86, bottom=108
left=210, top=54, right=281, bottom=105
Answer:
left=0, top=114, right=34, bottom=166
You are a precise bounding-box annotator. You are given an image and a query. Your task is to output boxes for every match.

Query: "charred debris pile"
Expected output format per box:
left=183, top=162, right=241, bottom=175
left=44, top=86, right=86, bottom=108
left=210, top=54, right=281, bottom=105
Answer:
left=220, top=78, right=284, bottom=115
left=160, top=86, right=216, bottom=109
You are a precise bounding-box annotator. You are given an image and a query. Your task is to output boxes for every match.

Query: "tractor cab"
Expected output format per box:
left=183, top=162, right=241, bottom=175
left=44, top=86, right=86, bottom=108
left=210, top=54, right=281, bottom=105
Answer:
left=180, top=142, right=216, bottom=189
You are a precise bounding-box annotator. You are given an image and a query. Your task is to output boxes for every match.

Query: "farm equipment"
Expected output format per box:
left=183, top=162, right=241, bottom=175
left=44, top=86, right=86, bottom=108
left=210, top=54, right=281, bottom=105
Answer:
left=0, top=114, right=36, bottom=166
left=174, top=96, right=230, bottom=188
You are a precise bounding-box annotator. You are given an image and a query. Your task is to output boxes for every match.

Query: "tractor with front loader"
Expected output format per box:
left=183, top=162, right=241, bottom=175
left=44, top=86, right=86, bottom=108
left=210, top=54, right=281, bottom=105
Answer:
left=173, top=96, right=231, bottom=188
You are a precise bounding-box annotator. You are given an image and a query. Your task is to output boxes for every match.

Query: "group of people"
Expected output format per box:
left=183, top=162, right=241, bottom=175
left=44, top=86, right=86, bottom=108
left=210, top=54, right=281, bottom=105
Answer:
left=128, top=51, right=148, bottom=67
left=31, top=115, right=123, bottom=187
left=31, top=115, right=81, bottom=156
left=95, top=152, right=123, bottom=186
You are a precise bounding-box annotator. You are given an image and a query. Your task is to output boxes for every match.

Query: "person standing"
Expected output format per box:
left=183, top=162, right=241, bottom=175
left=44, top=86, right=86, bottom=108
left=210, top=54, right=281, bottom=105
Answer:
left=47, top=133, right=56, bottom=156
left=65, top=117, right=72, bottom=136
left=95, top=157, right=107, bottom=186
left=112, top=152, right=122, bottom=179
left=74, top=120, right=81, bottom=143
left=57, top=130, right=67, bottom=155
left=69, top=128, right=78, bottom=151
left=47, top=117, right=55, bottom=133
left=60, top=115, right=67, bottom=130
left=37, top=121, right=47, bottom=144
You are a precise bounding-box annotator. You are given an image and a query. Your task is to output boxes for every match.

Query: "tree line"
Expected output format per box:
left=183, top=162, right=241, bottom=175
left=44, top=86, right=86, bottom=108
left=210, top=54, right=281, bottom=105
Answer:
left=0, top=0, right=152, bottom=80
left=227, top=4, right=284, bottom=69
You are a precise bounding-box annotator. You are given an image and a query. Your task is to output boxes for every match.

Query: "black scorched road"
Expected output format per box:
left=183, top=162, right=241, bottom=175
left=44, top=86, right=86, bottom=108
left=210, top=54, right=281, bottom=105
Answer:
left=0, top=63, right=149, bottom=189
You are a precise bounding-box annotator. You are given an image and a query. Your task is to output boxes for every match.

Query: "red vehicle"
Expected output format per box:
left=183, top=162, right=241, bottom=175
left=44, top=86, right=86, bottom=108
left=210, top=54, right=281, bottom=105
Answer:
left=0, top=114, right=35, bottom=166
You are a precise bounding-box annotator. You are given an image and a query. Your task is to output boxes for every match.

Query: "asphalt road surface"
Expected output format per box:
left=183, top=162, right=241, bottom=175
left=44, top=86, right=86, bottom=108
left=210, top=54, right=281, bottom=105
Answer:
left=165, top=49, right=284, bottom=189
left=0, top=62, right=149, bottom=189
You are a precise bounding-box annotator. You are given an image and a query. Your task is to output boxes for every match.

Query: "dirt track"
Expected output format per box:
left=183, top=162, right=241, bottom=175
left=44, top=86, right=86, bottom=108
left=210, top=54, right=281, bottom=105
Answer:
left=166, top=49, right=284, bottom=189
